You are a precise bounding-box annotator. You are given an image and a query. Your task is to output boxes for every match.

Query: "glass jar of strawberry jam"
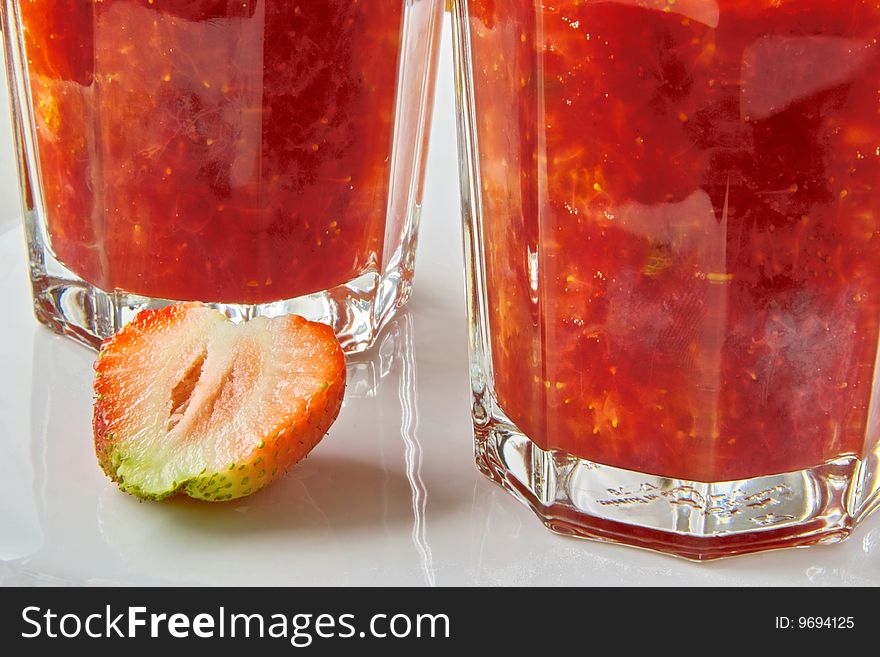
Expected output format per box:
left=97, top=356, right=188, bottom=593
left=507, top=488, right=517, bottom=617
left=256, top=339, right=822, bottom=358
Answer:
left=2, top=0, right=443, bottom=352
left=453, top=0, right=880, bottom=558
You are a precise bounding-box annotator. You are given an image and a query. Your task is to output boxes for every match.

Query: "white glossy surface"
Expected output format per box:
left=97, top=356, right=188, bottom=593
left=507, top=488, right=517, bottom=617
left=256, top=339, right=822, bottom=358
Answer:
left=1, top=17, right=878, bottom=586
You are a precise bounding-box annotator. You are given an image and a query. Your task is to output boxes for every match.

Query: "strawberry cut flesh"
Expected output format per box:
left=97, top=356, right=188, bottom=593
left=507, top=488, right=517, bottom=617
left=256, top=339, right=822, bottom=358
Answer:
left=93, top=304, right=345, bottom=501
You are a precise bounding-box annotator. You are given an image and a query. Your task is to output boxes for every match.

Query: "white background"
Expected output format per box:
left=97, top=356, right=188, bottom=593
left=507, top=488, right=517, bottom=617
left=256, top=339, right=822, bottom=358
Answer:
left=0, top=14, right=878, bottom=585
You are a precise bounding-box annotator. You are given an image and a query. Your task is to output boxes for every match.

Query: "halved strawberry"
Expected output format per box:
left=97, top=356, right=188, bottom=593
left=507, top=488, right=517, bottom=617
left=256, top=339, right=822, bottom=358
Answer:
left=93, top=304, right=345, bottom=501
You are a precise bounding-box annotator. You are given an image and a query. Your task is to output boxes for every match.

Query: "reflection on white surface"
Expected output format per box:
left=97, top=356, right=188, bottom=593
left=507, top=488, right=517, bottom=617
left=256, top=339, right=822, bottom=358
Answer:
left=0, top=225, right=42, bottom=572
left=346, top=312, right=437, bottom=586
left=0, top=325, right=101, bottom=584
left=0, top=328, right=40, bottom=564
left=346, top=328, right=397, bottom=399
left=394, top=313, right=436, bottom=586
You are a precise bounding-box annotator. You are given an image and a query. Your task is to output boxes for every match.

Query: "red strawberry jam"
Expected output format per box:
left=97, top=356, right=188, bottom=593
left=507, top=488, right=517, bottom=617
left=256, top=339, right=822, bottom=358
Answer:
left=469, top=0, right=880, bottom=481
left=20, top=0, right=406, bottom=302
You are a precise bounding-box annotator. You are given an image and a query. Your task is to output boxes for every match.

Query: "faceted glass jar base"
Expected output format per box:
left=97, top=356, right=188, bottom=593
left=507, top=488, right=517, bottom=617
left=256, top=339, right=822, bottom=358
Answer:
left=25, top=207, right=419, bottom=354
left=475, top=406, right=880, bottom=561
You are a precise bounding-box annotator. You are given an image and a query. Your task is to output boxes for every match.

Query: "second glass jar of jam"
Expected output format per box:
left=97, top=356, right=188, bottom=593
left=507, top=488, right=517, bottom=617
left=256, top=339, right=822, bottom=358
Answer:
left=453, top=0, right=880, bottom=559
